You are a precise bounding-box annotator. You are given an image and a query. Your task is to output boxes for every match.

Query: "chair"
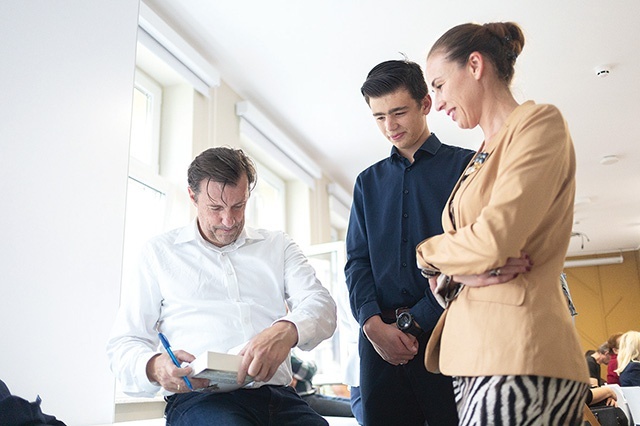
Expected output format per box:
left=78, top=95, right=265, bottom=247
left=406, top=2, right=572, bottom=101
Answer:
left=607, top=384, right=633, bottom=424
left=621, top=386, right=640, bottom=425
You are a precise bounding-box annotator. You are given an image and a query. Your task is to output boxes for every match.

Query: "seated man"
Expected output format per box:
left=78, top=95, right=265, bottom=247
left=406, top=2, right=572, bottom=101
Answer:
left=290, top=353, right=354, bottom=418
left=586, top=343, right=611, bottom=387
left=107, top=147, right=337, bottom=425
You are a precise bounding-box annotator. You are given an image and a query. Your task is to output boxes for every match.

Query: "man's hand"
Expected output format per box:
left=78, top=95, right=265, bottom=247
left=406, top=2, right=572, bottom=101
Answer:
left=362, top=315, right=418, bottom=366
left=453, top=252, right=532, bottom=287
left=146, top=350, right=209, bottom=393
left=237, top=320, right=298, bottom=384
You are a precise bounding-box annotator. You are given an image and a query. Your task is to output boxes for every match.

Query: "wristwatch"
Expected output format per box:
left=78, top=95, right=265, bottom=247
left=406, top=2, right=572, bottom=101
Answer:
left=396, top=311, right=422, bottom=337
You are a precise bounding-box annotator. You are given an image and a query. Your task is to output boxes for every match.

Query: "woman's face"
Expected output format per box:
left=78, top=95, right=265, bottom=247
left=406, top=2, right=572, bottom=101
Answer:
left=426, top=51, right=481, bottom=130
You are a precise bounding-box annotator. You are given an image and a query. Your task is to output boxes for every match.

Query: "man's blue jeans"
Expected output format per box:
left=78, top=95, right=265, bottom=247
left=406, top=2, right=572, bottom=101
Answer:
left=165, top=385, right=328, bottom=425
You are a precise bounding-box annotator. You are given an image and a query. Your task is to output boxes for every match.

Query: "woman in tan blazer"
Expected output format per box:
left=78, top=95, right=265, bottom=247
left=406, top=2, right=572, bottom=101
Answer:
left=416, top=22, right=590, bottom=425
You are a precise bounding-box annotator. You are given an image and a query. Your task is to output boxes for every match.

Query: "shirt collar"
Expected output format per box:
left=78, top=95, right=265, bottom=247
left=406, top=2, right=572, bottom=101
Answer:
left=389, top=133, right=442, bottom=161
left=174, top=218, right=265, bottom=250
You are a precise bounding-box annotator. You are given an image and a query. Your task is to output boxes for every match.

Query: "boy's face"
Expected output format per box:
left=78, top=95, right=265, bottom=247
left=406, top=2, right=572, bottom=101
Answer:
left=368, top=87, right=431, bottom=158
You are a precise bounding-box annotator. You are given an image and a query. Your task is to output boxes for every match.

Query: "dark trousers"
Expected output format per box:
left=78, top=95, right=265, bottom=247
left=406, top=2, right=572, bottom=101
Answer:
left=359, top=330, right=458, bottom=426
left=165, top=385, right=328, bottom=426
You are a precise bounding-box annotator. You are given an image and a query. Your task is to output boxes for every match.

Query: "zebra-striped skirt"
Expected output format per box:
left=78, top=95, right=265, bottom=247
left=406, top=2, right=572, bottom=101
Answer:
left=453, top=375, right=589, bottom=425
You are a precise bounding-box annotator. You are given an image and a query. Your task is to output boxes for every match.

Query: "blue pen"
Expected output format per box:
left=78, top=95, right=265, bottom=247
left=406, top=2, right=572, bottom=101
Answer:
left=158, top=332, right=193, bottom=391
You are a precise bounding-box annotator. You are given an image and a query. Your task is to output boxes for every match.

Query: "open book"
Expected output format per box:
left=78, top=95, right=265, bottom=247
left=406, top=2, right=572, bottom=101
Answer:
left=189, top=351, right=254, bottom=393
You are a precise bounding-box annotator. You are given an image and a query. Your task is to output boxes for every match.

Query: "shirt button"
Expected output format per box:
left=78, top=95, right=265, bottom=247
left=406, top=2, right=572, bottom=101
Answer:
left=403, top=213, right=408, bottom=218
left=402, top=262, right=407, bottom=267
left=406, top=167, right=412, bottom=172
left=401, top=289, right=408, bottom=294
left=403, top=189, right=409, bottom=194
left=402, top=238, right=408, bottom=243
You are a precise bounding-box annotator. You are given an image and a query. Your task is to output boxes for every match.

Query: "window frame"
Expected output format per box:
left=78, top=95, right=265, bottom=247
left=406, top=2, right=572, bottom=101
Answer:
left=130, top=68, right=162, bottom=175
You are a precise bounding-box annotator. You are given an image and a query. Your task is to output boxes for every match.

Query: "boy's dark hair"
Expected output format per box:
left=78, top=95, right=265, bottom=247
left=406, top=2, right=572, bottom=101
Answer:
left=360, top=60, right=428, bottom=105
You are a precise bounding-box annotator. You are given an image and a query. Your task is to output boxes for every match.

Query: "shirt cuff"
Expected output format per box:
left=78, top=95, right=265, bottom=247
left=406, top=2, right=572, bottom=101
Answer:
left=357, top=300, right=382, bottom=328
left=131, top=352, right=163, bottom=397
left=272, top=317, right=301, bottom=346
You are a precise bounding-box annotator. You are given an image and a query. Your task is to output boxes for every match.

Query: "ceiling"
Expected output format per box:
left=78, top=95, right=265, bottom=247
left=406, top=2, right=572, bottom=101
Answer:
left=144, top=0, right=640, bottom=257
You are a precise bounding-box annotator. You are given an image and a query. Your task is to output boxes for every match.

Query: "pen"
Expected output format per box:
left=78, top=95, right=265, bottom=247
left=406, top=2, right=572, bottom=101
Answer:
left=158, top=332, right=193, bottom=391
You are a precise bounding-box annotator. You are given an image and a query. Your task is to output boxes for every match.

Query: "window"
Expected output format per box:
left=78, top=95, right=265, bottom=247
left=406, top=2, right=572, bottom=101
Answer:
left=302, top=242, right=355, bottom=386
left=119, top=69, right=169, bottom=301
left=120, top=178, right=167, bottom=297
left=120, top=69, right=171, bottom=300
left=115, top=4, right=220, bottom=417
left=129, top=69, right=162, bottom=173
left=245, top=161, right=286, bottom=231
left=116, top=61, right=196, bottom=412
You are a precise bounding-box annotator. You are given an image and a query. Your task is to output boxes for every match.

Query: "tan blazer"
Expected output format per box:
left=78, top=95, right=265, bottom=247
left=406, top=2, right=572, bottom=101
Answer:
left=417, top=101, right=589, bottom=384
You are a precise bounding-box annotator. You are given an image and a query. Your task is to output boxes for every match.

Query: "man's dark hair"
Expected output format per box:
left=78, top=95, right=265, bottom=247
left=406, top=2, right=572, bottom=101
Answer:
left=360, top=60, right=428, bottom=106
left=596, top=342, right=610, bottom=355
left=187, top=147, right=257, bottom=200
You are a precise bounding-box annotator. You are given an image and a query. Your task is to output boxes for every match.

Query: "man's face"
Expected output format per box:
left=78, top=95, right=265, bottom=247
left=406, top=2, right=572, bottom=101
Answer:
left=189, top=174, right=249, bottom=247
left=368, top=88, right=431, bottom=157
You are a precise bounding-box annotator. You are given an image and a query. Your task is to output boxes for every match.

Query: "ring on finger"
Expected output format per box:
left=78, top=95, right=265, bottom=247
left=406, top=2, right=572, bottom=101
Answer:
left=177, top=384, right=181, bottom=391
left=489, top=268, right=501, bottom=277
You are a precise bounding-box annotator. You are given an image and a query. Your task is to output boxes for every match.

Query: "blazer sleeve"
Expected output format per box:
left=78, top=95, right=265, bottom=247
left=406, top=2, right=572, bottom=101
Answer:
left=620, top=362, right=640, bottom=386
left=417, top=104, right=574, bottom=275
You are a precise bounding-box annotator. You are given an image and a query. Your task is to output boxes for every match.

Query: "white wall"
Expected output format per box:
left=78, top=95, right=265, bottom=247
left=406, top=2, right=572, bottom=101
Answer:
left=0, top=1, right=140, bottom=424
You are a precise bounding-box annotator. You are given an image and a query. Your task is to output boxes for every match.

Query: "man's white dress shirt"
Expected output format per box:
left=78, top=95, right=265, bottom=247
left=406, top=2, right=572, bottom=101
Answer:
left=107, top=220, right=337, bottom=397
